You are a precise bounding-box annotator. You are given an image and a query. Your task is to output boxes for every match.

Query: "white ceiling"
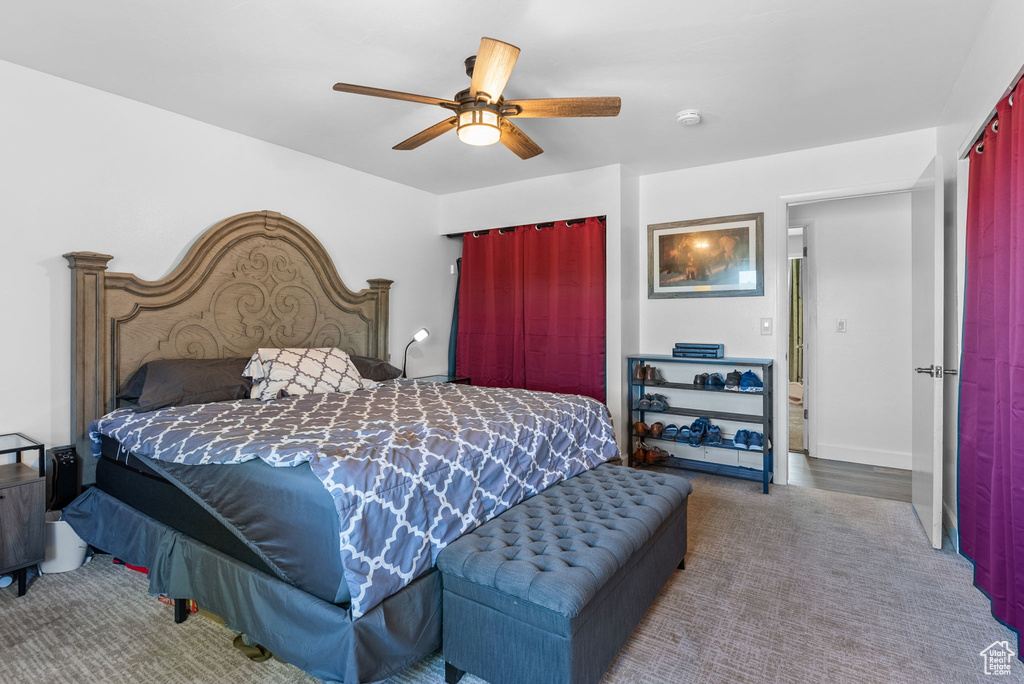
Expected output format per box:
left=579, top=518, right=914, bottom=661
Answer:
left=0, top=1, right=993, bottom=194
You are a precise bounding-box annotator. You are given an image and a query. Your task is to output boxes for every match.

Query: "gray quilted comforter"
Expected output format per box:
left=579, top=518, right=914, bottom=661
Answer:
left=90, top=380, right=619, bottom=617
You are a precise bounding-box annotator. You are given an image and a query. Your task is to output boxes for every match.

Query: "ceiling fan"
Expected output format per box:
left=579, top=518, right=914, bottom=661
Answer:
left=332, top=37, right=621, bottom=160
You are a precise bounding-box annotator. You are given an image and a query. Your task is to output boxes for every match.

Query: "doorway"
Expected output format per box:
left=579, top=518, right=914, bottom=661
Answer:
left=784, top=193, right=914, bottom=503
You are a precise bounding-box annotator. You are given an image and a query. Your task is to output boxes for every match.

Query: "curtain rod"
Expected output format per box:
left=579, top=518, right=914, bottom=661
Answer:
left=962, top=72, right=1022, bottom=159
left=444, top=215, right=607, bottom=239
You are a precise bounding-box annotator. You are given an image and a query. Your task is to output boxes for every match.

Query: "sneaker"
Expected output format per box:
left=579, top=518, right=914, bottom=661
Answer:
left=706, top=373, right=726, bottom=390
left=733, top=429, right=751, bottom=450
left=638, top=394, right=652, bottom=410
left=649, top=394, right=669, bottom=411
left=688, top=417, right=710, bottom=446
left=739, top=371, right=763, bottom=393
left=748, top=431, right=764, bottom=451
left=693, top=373, right=707, bottom=389
left=725, top=370, right=742, bottom=391
left=706, top=424, right=723, bottom=445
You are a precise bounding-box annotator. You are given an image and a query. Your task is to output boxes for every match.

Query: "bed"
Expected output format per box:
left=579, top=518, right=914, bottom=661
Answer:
left=60, top=211, right=618, bottom=683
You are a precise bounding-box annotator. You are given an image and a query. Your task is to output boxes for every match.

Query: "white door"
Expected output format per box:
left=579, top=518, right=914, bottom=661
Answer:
left=911, top=158, right=944, bottom=549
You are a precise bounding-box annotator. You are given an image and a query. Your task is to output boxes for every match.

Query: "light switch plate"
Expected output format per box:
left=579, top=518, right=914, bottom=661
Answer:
left=760, top=317, right=773, bottom=335
left=836, top=318, right=847, bottom=333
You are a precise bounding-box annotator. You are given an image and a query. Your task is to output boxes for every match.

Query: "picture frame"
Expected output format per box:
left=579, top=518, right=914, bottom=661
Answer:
left=647, top=212, right=764, bottom=299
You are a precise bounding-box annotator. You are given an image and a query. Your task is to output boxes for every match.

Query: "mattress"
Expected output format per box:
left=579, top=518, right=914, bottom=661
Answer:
left=91, top=380, right=619, bottom=616
left=97, top=434, right=350, bottom=605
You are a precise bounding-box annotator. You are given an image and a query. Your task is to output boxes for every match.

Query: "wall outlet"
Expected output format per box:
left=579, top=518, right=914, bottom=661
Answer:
left=760, top=317, right=773, bottom=335
left=836, top=318, right=847, bottom=333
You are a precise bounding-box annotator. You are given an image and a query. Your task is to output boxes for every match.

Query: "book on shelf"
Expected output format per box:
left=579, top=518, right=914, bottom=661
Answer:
left=672, top=343, right=724, bottom=358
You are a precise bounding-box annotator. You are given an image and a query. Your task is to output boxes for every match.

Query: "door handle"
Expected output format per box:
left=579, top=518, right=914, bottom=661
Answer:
left=915, top=365, right=937, bottom=377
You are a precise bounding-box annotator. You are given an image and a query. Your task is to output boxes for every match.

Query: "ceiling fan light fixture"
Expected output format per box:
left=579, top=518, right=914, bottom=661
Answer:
left=457, top=108, right=501, bottom=146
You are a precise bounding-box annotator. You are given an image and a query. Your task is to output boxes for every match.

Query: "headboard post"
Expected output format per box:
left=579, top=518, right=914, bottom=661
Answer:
left=63, top=251, right=114, bottom=485
left=368, top=279, right=394, bottom=362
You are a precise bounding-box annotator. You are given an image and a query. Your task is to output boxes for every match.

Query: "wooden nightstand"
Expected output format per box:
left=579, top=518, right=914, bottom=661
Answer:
left=414, top=375, right=471, bottom=385
left=0, top=434, right=45, bottom=596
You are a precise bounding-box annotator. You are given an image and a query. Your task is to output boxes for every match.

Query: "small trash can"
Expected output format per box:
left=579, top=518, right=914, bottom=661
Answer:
left=39, top=511, right=88, bottom=574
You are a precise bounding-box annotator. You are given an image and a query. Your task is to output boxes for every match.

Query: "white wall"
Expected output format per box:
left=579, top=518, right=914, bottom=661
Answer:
left=439, top=165, right=640, bottom=455
left=639, top=128, right=937, bottom=483
left=0, top=60, right=456, bottom=473
left=791, top=193, right=913, bottom=469
left=934, top=0, right=1024, bottom=535
left=787, top=228, right=804, bottom=259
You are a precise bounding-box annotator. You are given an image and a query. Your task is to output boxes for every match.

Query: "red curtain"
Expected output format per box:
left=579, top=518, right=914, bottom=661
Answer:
left=959, top=79, right=1024, bottom=649
left=456, top=218, right=606, bottom=401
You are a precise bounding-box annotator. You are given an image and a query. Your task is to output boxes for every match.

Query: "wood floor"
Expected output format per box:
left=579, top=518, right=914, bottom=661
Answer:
left=787, top=453, right=912, bottom=503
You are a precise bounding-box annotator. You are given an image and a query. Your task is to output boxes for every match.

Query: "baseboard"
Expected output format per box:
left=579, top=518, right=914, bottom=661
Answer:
left=813, top=442, right=911, bottom=470
left=943, top=501, right=959, bottom=552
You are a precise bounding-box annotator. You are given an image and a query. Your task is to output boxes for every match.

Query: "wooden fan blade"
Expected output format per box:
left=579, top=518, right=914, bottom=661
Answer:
left=504, top=97, right=621, bottom=118
left=393, top=118, right=457, bottom=150
left=500, top=119, right=543, bottom=159
left=470, top=37, right=520, bottom=103
left=333, top=83, right=457, bottom=108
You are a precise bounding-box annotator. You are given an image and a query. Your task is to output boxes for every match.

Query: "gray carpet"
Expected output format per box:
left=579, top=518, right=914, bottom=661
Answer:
left=1, top=473, right=1020, bottom=683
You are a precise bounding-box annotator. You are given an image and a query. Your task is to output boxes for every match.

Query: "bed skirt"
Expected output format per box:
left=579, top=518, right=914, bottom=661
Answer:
left=63, top=487, right=441, bottom=683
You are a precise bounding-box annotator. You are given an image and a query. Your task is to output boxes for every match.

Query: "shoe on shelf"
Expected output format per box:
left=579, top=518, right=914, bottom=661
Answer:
left=662, top=424, right=679, bottom=439
left=706, top=373, right=726, bottom=390
left=733, top=429, right=751, bottom=450
left=634, top=447, right=648, bottom=465
left=693, top=373, right=708, bottom=389
left=725, top=370, right=742, bottom=391
left=688, top=417, right=710, bottom=446
left=677, top=424, right=691, bottom=443
left=649, top=446, right=670, bottom=463
left=748, top=432, right=764, bottom=451
left=633, top=421, right=649, bottom=435
left=633, top=364, right=647, bottom=383
left=645, top=366, right=665, bottom=384
left=649, top=422, right=665, bottom=437
left=740, top=371, right=764, bottom=393
left=649, top=394, right=669, bottom=411
left=706, top=424, right=723, bottom=446
left=638, top=394, right=652, bottom=410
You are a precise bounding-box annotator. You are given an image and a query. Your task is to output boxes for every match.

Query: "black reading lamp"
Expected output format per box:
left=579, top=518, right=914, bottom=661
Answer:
left=401, top=328, right=430, bottom=378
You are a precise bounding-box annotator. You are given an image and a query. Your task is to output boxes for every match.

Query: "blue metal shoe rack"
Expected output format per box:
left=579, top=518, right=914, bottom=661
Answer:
left=627, top=355, right=774, bottom=494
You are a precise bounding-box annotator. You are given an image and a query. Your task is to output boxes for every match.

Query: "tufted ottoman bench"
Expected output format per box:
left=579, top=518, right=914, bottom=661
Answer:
left=436, top=463, right=692, bottom=684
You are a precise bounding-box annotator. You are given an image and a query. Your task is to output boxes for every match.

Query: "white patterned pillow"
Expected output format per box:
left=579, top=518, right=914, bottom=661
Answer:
left=244, top=348, right=374, bottom=401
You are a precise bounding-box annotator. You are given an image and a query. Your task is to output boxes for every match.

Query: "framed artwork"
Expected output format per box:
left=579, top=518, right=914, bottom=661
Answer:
left=647, top=212, right=764, bottom=299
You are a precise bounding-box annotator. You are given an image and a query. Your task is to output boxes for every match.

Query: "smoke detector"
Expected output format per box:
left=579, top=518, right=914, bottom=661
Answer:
left=676, top=109, right=702, bottom=126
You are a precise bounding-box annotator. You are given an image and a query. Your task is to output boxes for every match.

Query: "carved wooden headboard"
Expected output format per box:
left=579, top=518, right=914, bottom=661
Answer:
left=64, top=210, right=392, bottom=470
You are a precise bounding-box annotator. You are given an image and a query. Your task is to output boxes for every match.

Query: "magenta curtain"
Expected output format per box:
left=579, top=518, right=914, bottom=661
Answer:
left=959, top=78, right=1024, bottom=647
left=456, top=218, right=606, bottom=401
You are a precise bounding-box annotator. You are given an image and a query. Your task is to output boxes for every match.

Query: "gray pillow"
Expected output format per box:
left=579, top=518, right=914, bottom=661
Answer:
left=118, top=358, right=252, bottom=413
left=350, top=355, right=403, bottom=381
